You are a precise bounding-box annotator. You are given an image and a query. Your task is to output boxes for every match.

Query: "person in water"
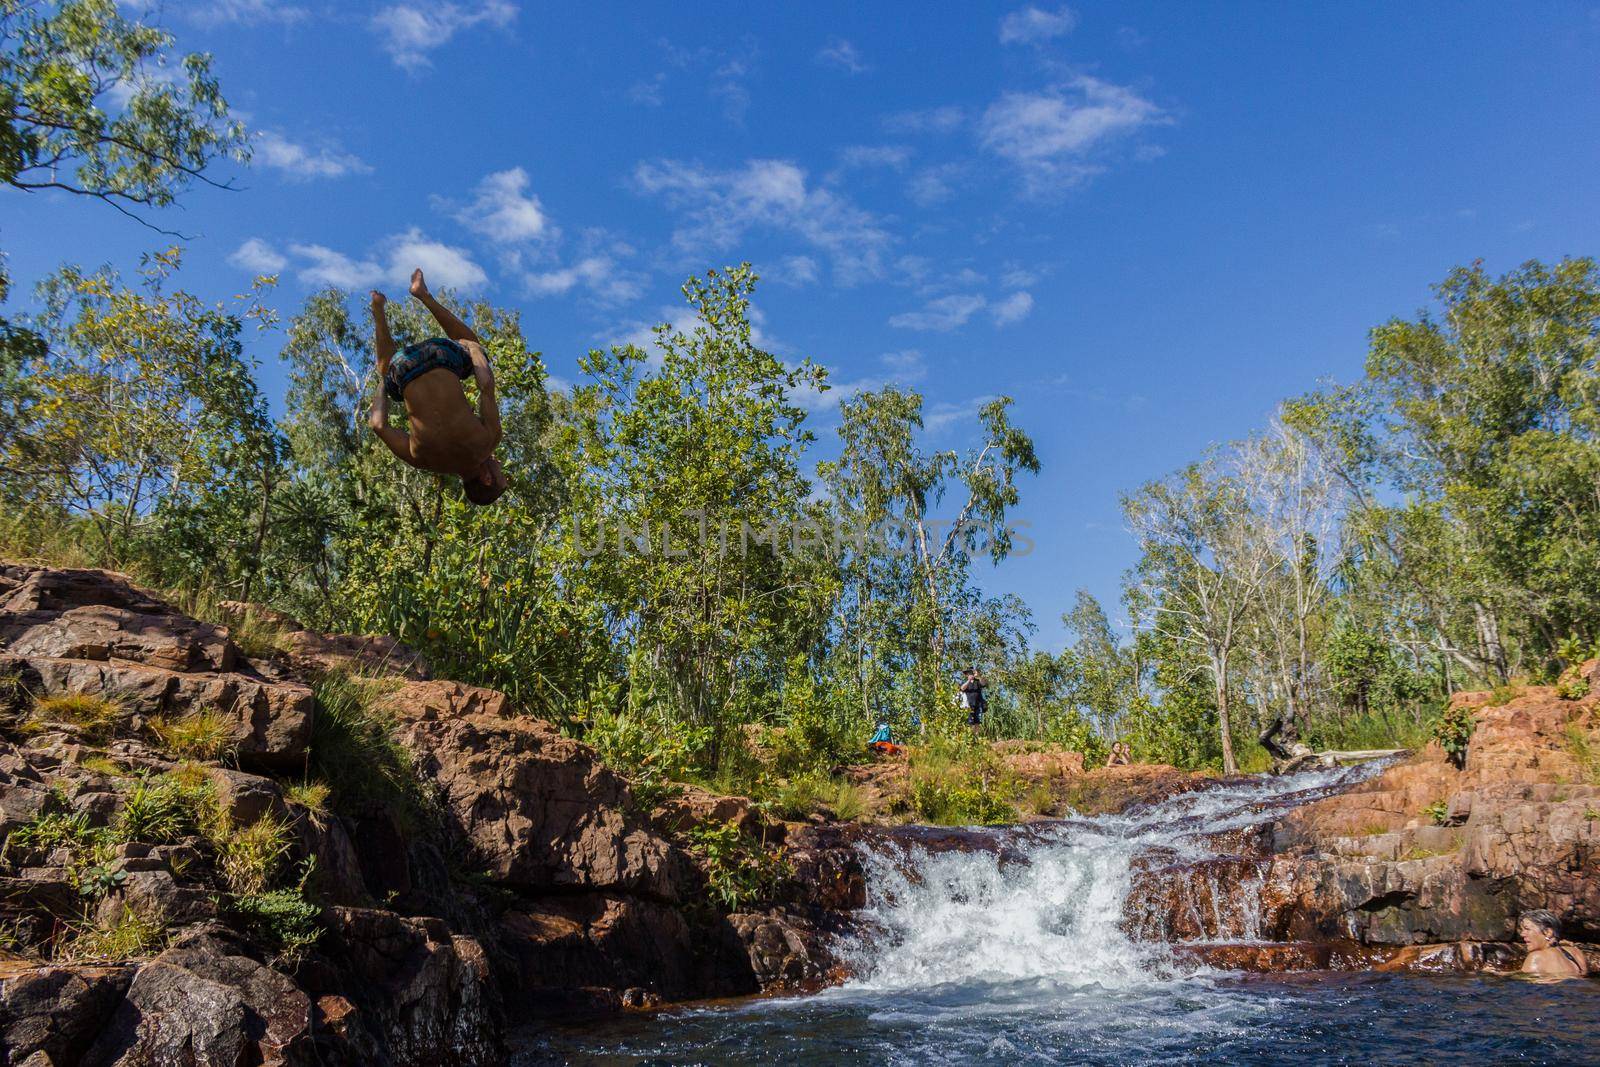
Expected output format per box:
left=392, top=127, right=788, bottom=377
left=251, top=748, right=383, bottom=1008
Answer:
left=369, top=269, right=507, bottom=505
left=1107, top=741, right=1132, bottom=766
left=1518, top=909, right=1589, bottom=977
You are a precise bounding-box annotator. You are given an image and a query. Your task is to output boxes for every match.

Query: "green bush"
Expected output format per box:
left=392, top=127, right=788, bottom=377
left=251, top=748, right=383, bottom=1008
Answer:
left=226, top=861, right=321, bottom=967
left=117, top=774, right=203, bottom=844
left=581, top=705, right=706, bottom=786
left=901, top=742, right=1018, bottom=825
left=685, top=821, right=790, bottom=911
left=1430, top=703, right=1476, bottom=769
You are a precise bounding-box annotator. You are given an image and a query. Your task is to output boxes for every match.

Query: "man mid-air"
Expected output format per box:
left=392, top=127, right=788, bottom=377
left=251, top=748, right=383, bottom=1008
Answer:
left=369, top=269, right=507, bottom=505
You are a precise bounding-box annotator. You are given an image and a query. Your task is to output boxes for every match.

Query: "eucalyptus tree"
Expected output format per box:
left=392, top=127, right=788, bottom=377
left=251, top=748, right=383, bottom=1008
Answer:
left=10, top=249, right=277, bottom=573
left=0, top=0, right=249, bottom=226
left=1125, top=458, right=1275, bottom=773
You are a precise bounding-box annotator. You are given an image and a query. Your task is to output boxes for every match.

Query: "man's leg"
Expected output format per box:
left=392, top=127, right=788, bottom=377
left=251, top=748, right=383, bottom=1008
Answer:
left=371, top=290, right=397, bottom=374
left=409, top=268, right=480, bottom=344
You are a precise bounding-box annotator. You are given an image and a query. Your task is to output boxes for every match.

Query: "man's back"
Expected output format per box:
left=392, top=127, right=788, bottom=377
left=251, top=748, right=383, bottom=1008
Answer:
left=402, top=371, right=495, bottom=476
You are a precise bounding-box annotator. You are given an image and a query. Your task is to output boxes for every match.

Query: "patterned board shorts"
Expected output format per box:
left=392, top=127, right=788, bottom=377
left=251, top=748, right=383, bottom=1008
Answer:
left=385, top=337, right=470, bottom=402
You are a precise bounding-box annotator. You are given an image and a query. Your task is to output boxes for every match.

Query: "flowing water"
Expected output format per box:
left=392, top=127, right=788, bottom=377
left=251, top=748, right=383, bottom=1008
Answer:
left=515, top=764, right=1600, bottom=1065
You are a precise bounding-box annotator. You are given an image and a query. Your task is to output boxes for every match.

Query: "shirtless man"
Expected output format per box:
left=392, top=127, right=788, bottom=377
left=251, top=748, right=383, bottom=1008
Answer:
left=1519, top=909, right=1589, bottom=978
left=369, top=269, right=507, bottom=505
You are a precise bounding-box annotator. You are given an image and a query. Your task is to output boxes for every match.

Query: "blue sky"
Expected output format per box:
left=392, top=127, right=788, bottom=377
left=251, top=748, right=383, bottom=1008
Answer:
left=6, top=1, right=1600, bottom=649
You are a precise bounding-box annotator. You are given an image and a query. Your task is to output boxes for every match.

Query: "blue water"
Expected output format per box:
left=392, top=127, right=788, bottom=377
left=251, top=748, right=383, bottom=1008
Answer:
left=512, top=973, right=1600, bottom=1065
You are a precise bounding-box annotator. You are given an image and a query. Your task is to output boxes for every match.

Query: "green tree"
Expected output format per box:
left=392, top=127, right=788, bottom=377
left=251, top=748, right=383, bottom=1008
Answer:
left=0, top=0, right=248, bottom=224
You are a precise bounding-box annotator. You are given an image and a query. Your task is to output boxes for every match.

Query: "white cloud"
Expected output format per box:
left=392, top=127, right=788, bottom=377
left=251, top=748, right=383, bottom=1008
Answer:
left=290, top=244, right=385, bottom=290
left=925, top=394, right=999, bottom=434
left=629, top=73, right=666, bottom=106
left=889, top=293, right=987, bottom=332
left=884, top=106, right=966, bottom=134
left=999, top=5, right=1078, bottom=45
left=633, top=158, right=894, bottom=285
left=228, top=237, right=288, bottom=274
left=767, top=255, right=820, bottom=287
left=879, top=349, right=927, bottom=382
left=1000, top=264, right=1040, bottom=289
left=525, top=253, right=643, bottom=304
left=816, top=38, right=868, bottom=74
left=187, top=0, right=308, bottom=25
left=448, top=167, right=552, bottom=243
left=991, top=290, right=1034, bottom=325
left=254, top=131, right=370, bottom=180
left=370, top=0, right=516, bottom=71
left=283, top=230, right=487, bottom=292
left=979, top=76, right=1165, bottom=194
left=387, top=228, right=488, bottom=291
left=906, top=163, right=966, bottom=206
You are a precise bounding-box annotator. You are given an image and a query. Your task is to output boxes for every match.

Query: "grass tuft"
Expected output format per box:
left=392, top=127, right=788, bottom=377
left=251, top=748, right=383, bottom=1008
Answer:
left=149, top=708, right=236, bottom=762
left=30, top=694, right=121, bottom=741
left=61, top=904, right=166, bottom=962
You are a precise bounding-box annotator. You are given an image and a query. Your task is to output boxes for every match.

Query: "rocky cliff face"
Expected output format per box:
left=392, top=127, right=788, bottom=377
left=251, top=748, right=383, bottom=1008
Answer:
left=0, top=565, right=836, bottom=1065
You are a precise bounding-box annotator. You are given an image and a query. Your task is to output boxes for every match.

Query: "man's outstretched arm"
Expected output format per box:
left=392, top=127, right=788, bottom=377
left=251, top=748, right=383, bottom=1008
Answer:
left=462, top=339, right=502, bottom=446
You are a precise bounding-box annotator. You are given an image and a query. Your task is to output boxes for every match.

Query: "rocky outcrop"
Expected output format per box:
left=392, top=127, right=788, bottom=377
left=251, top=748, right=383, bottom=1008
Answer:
left=1123, top=679, right=1600, bottom=971
left=0, top=564, right=815, bottom=1066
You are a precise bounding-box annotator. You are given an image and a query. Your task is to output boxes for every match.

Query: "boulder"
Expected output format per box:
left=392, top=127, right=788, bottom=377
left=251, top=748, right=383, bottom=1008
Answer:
left=0, top=961, right=134, bottom=1065
left=387, top=698, right=688, bottom=901
left=316, top=908, right=502, bottom=1066
left=82, top=930, right=314, bottom=1066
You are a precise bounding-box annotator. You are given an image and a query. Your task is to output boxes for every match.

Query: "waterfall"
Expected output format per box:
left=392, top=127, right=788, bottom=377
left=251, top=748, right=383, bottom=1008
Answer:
left=839, top=762, right=1385, bottom=992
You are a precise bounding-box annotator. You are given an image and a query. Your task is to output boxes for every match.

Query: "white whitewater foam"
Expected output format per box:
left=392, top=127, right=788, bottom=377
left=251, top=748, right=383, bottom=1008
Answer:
left=841, top=761, right=1385, bottom=993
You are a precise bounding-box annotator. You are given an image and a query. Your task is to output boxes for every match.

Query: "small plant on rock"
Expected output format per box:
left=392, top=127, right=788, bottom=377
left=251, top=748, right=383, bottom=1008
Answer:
left=117, top=774, right=202, bottom=844
left=1421, top=799, right=1450, bottom=826
left=226, top=859, right=322, bottom=966
left=62, top=904, right=166, bottom=962
left=216, top=813, right=293, bottom=895
left=1430, top=703, right=1476, bottom=769
left=75, top=862, right=127, bottom=898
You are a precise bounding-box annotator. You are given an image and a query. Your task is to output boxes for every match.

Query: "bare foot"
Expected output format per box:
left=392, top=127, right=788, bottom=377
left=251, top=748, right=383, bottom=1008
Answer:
left=409, top=269, right=429, bottom=300
left=370, top=290, right=387, bottom=311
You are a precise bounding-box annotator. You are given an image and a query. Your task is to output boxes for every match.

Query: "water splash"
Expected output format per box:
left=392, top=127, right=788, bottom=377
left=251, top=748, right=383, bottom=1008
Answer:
left=841, top=761, right=1386, bottom=992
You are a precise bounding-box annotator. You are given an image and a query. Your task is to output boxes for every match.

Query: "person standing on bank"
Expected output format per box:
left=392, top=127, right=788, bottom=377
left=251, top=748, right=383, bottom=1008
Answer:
left=960, top=668, right=988, bottom=736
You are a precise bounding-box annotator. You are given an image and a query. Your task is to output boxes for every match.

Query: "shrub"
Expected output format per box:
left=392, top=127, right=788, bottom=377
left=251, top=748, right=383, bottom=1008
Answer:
left=1565, top=723, right=1600, bottom=785
left=149, top=708, right=235, bottom=761
left=30, top=694, right=121, bottom=741
left=1421, top=799, right=1450, bottom=826
left=582, top=706, right=706, bottom=786
left=5, top=809, right=109, bottom=865
left=1557, top=669, right=1591, bottom=701
left=764, top=773, right=869, bottom=822
left=685, top=821, right=790, bottom=911
left=283, top=780, right=331, bottom=825
left=900, top=741, right=1018, bottom=825
left=1485, top=685, right=1521, bottom=708
left=226, top=860, right=321, bottom=965
left=1430, top=703, right=1476, bottom=769
left=78, top=756, right=126, bottom=777
left=1025, top=783, right=1057, bottom=817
